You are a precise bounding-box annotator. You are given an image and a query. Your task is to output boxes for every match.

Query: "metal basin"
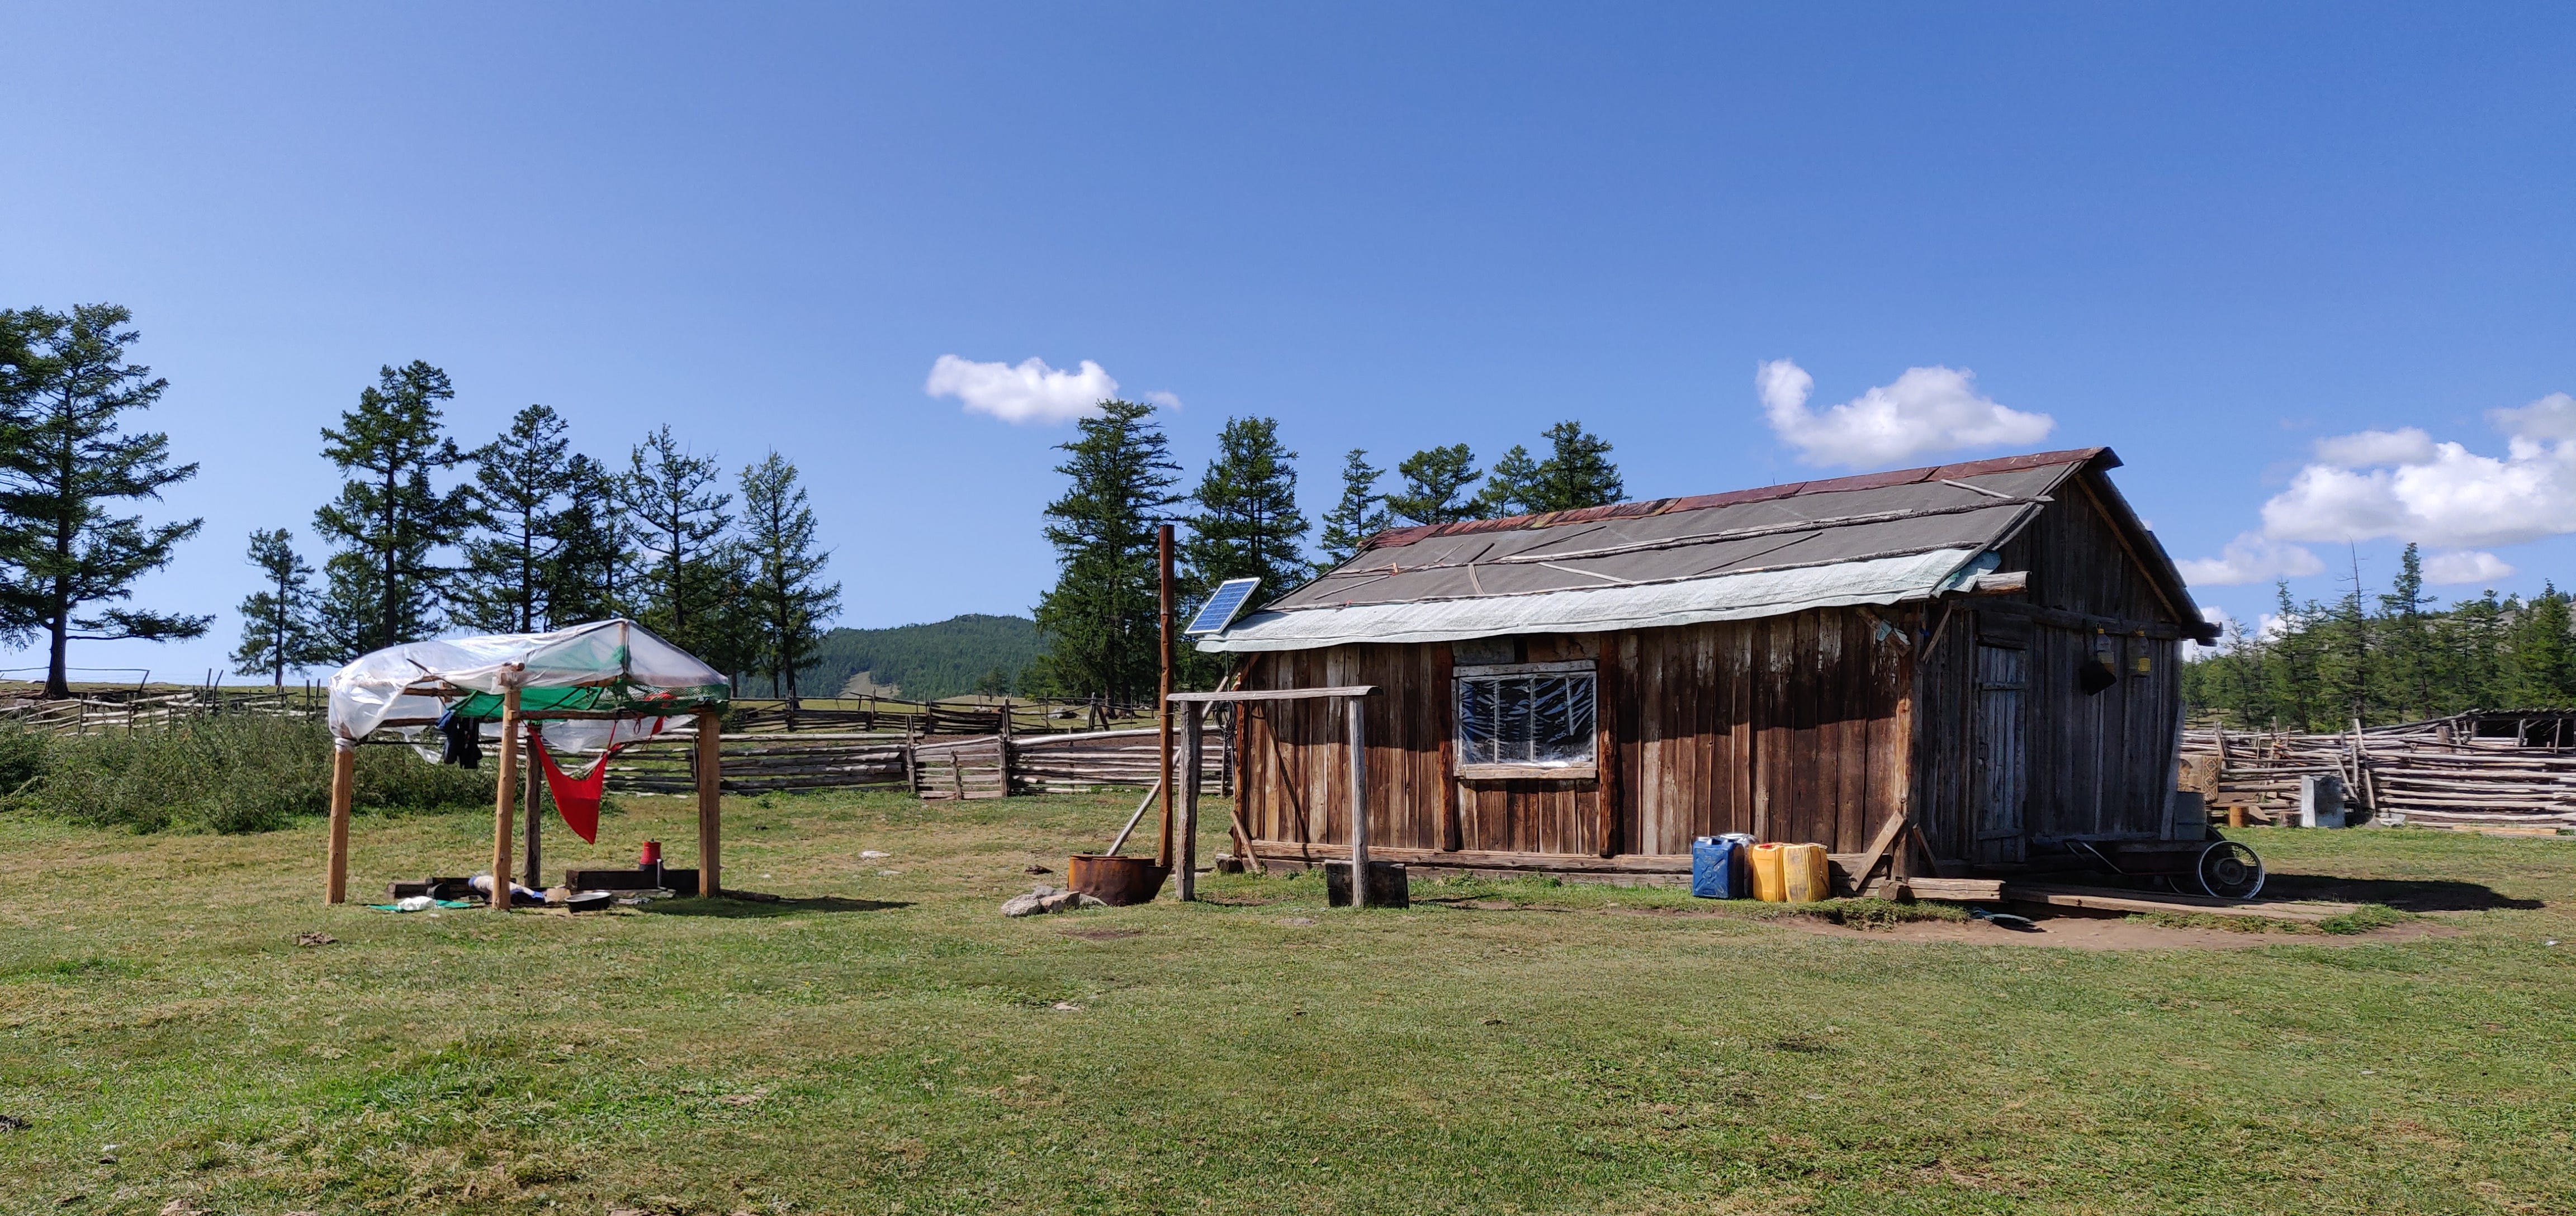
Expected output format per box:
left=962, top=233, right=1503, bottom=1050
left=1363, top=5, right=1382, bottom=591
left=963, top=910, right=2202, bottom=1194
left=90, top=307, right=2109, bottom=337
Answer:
left=1067, top=854, right=1168, bottom=906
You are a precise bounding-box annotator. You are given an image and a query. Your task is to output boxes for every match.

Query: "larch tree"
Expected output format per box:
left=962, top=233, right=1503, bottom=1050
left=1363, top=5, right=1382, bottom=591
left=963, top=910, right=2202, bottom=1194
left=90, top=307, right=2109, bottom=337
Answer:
left=456, top=404, right=587, bottom=633
left=1182, top=416, right=1309, bottom=601
left=0, top=305, right=210, bottom=698
left=1313, top=448, right=1391, bottom=573
left=1473, top=444, right=1542, bottom=517
left=313, top=361, right=470, bottom=658
left=1476, top=421, right=1625, bottom=516
left=738, top=451, right=840, bottom=707
left=1385, top=444, right=1481, bottom=526
left=231, top=528, right=328, bottom=687
left=1030, top=400, right=1180, bottom=708
left=541, top=452, right=631, bottom=626
left=626, top=425, right=746, bottom=677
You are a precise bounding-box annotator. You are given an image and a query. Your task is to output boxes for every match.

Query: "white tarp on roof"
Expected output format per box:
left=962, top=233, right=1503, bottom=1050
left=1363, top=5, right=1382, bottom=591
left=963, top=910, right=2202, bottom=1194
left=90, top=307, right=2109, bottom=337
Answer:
left=1197, top=548, right=1991, bottom=652
left=328, top=619, right=725, bottom=747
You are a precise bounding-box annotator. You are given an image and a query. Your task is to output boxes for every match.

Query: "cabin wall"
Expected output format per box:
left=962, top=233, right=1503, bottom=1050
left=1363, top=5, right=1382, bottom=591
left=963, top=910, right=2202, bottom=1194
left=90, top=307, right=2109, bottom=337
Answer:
left=1912, top=472, right=2188, bottom=861
left=1235, top=608, right=1911, bottom=859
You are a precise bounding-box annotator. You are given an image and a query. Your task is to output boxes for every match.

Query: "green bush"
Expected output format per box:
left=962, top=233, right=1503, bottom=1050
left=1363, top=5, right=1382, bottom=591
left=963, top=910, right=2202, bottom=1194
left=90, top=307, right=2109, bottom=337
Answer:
left=1, top=715, right=493, bottom=834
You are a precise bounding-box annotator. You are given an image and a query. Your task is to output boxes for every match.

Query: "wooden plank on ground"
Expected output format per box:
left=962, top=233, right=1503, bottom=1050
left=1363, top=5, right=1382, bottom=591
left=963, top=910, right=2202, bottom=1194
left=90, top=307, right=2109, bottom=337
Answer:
left=2000, top=882, right=2356, bottom=922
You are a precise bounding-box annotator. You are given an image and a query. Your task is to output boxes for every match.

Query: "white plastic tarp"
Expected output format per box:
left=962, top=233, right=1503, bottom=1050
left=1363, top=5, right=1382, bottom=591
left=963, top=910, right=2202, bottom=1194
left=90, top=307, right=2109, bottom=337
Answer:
left=328, top=619, right=726, bottom=752
left=1197, top=548, right=1992, bottom=652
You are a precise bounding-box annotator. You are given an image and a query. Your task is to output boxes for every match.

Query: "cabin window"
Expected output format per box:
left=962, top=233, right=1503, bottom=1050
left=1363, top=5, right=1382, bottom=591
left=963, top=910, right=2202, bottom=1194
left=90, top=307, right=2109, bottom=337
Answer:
left=1454, top=660, right=1598, bottom=778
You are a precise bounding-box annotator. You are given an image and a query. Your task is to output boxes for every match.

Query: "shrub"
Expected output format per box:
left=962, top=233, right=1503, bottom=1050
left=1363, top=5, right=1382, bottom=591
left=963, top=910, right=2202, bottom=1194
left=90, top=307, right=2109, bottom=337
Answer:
left=4, top=715, right=493, bottom=834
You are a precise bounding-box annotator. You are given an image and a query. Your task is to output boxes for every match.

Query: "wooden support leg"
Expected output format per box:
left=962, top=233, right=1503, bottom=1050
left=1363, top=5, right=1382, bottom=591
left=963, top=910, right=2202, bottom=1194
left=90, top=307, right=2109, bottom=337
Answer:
left=325, top=738, right=355, bottom=904
left=522, top=723, right=543, bottom=891
left=697, top=709, right=722, bottom=897
left=489, top=687, right=522, bottom=913
left=1180, top=702, right=1203, bottom=901
left=1348, top=699, right=1368, bottom=910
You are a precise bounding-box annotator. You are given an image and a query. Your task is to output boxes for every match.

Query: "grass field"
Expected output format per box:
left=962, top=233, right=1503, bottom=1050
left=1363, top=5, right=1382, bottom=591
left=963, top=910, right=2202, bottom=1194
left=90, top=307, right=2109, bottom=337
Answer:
left=2, top=790, right=2572, bottom=1215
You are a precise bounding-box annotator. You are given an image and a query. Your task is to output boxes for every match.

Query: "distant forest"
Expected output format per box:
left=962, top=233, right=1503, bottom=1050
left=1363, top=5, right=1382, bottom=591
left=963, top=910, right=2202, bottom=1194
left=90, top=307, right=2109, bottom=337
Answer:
left=2182, top=544, right=2576, bottom=730
left=741, top=614, right=1043, bottom=702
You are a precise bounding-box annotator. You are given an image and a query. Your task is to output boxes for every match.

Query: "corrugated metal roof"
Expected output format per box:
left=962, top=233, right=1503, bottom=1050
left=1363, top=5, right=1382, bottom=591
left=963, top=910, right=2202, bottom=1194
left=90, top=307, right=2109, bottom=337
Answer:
left=1200, top=447, right=2193, bottom=653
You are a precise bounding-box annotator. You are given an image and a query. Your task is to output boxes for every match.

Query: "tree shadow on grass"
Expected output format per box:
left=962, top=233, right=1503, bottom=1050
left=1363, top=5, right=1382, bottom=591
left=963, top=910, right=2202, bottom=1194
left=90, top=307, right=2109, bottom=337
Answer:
left=2262, top=875, right=2544, bottom=911
left=641, top=895, right=913, bottom=918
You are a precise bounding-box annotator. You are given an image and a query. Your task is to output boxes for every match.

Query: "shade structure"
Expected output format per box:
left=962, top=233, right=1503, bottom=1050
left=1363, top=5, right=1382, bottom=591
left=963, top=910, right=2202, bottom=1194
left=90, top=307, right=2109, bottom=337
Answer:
left=321, top=619, right=732, bottom=907
left=329, top=619, right=729, bottom=747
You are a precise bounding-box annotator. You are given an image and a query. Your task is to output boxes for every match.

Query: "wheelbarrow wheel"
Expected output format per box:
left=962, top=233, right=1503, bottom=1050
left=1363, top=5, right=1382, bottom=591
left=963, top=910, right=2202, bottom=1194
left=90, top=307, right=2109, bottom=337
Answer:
left=2196, top=840, right=2265, bottom=900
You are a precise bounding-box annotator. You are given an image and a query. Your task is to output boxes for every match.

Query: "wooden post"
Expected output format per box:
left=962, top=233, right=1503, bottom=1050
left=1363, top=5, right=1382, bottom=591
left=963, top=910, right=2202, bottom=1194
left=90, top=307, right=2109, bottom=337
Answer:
left=1180, top=701, right=1204, bottom=900
left=325, top=738, right=355, bottom=904
left=489, top=685, right=522, bottom=913
left=697, top=709, right=723, bottom=897
left=522, top=722, right=543, bottom=891
left=1348, top=696, right=1368, bottom=910
left=1156, top=522, right=1176, bottom=870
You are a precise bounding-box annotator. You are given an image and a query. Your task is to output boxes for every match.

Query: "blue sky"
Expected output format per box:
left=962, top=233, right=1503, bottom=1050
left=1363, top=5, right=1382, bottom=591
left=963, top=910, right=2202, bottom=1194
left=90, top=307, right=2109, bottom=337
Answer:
left=4, top=3, right=2572, bottom=681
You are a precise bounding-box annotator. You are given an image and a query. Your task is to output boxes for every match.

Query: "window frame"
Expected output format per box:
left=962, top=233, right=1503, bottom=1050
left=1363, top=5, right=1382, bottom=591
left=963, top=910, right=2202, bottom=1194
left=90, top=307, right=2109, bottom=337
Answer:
left=1451, top=658, right=1601, bottom=781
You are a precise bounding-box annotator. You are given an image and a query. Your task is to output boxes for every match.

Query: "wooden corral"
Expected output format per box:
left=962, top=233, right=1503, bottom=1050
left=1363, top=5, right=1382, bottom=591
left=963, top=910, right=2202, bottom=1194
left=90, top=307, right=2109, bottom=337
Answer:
left=1207, top=448, right=2215, bottom=890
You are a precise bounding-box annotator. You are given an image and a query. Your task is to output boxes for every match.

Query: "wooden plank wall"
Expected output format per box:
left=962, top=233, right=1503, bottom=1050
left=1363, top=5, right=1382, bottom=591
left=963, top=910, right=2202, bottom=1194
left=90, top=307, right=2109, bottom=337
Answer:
left=1237, top=610, right=1910, bottom=859
left=1912, top=472, right=2189, bottom=859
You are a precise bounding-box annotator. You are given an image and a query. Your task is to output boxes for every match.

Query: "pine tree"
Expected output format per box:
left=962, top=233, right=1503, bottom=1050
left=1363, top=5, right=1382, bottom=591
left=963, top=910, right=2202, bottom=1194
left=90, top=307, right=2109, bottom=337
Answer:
left=1030, top=400, right=1180, bottom=707
left=455, top=403, right=579, bottom=634
left=738, top=451, right=840, bottom=706
left=1314, top=449, right=1391, bottom=572
left=2507, top=583, right=2576, bottom=706
left=0, top=305, right=210, bottom=697
left=1386, top=444, right=1481, bottom=526
left=313, top=361, right=470, bottom=658
left=1528, top=420, right=1624, bottom=511
left=231, top=528, right=327, bottom=686
left=1182, top=416, right=1309, bottom=602
left=626, top=425, right=745, bottom=676
left=541, top=453, right=631, bottom=626
left=1474, top=445, right=1542, bottom=517
left=2377, top=543, right=2435, bottom=719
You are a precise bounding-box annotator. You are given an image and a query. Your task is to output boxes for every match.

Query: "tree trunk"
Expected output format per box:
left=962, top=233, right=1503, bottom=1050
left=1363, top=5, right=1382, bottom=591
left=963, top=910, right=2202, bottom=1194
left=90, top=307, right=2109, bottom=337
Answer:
left=44, top=610, right=69, bottom=700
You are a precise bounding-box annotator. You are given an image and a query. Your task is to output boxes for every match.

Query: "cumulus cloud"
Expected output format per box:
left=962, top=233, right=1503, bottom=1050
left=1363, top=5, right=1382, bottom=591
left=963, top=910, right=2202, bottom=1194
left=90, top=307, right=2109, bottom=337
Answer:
left=2176, top=531, right=2327, bottom=587
left=1757, top=359, right=2055, bottom=468
left=2257, top=393, right=2576, bottom=548
left=2422, top=549, right=2516, bottom=586
left=925, top=354, right=1121, bottom=424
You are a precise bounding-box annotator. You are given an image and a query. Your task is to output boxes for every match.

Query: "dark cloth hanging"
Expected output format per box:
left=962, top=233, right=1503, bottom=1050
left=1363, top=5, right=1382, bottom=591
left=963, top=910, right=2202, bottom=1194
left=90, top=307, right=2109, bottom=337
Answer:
left=435, top=709, right=482, bottom=768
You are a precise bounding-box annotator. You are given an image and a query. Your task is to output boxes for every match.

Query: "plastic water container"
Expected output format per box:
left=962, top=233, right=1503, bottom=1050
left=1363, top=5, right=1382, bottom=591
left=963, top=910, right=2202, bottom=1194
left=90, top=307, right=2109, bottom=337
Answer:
left=1780, top=843, right=1830, bottom=902
left=1690, top=837, right=1743, bottom=899
left=1749, top=842, right=1788, bottom=902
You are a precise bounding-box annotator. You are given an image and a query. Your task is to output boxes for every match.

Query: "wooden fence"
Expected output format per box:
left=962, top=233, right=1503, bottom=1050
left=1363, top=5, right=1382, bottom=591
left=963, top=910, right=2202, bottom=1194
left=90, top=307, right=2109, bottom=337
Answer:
left=601, top=725, right=1228, bottom=799
left=2181, top=713, right=2576, bottom=830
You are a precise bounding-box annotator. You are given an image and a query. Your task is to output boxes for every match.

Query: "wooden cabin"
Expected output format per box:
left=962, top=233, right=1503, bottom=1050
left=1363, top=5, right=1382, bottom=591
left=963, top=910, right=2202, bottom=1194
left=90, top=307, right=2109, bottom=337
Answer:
left=1196, top=448, right=2218, bottom=890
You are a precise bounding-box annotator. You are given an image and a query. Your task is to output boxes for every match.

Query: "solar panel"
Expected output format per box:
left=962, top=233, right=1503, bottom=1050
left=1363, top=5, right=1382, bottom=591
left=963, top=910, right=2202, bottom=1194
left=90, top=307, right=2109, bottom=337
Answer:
left=1184, top=577, right=1262, bottom=635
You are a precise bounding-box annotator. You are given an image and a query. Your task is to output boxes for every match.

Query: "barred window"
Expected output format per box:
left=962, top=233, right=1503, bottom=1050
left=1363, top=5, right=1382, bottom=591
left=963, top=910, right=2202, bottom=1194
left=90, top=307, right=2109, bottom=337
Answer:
left=1455, top=661, right=1598, bottom=777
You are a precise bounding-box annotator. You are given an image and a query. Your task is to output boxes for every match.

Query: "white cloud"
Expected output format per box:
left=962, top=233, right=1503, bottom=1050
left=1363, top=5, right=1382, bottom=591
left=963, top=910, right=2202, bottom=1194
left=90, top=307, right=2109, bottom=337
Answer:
left=925, top=354, right=1121, bottom=424
left=2176, top=531, right=2326, bottom=587
left=2422, top=549, right=2516, bottom=586
left=1756, top=359, right=2055, bottom=468
left=2257, top=395, right=2576, bottom=547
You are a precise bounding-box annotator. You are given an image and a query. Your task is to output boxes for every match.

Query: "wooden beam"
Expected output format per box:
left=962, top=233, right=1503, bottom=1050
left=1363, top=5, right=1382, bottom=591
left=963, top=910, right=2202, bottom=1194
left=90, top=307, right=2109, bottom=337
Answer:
left=2001, top=882, right=2356, bottom=921
left=325, top=739, right=355, bottom=904
left=1348, top=696, right=1369, bottom=909
left=1158, top=523, right=1175, bottom=871
left=696, top=707, right=722, bottom=897
left=489, top=685, right=522, bottom=913
left=1167, top=686, right=1379, bottom=703
left=1838, top=810, right=1912, bottom=896
left=522, top=723, right=542, bottom=890
left=1180, top=702, right=1203, bottom=901
left=1970, top=597, right=2201, bottom=640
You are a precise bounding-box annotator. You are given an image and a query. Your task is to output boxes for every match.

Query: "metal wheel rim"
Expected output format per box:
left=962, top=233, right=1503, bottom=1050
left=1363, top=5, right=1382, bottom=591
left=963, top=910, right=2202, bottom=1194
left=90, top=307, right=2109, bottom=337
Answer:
left=2197, top=840, right=2265, bottom=900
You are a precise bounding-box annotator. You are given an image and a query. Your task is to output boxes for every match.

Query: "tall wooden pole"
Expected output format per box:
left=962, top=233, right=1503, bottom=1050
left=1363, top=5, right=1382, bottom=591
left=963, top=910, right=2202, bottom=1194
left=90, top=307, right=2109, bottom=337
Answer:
left=1348, top=697, right=1369, bottom=910
left=1180, top=701, right=1202, bottom=901
left=522, top=722, right=543, bottom=891
left=325, top=738, right=355, bottom=904
left=488, top=685, right=522, bottom=913
left=1156, top=522, right=1176, bottom=871
left=696, top=708, right=723, bottom=897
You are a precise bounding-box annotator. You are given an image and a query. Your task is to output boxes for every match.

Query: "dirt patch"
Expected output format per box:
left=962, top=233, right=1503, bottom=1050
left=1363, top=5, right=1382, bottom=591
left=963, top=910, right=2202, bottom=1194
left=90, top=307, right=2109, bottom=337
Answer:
left=1060, top=928, right=1144, bottom=941
left=1776, top=913, right=2462, bottom=950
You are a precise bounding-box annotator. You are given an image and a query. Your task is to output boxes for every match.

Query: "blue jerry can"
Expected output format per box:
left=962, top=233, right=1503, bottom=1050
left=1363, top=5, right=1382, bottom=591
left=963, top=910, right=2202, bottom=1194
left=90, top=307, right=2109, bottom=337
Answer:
left=1691, top=835, right=1743, bottom=899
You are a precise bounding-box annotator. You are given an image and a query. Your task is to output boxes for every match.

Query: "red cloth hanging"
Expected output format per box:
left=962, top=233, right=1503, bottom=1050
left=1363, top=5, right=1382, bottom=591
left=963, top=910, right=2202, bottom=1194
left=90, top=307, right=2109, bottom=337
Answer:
left=529, top=729, right=624, bottom=844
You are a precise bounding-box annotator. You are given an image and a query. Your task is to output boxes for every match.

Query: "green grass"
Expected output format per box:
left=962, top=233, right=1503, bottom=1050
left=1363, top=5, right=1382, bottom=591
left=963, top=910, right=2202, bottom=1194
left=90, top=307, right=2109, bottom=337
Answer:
left=0, top=800, right=2570, bottom=1214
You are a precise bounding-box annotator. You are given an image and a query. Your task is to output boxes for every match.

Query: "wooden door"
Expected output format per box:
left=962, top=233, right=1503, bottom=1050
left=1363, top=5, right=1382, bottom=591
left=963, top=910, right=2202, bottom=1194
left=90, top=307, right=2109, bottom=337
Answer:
left=1972, top=644, right=2027, bottom=863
